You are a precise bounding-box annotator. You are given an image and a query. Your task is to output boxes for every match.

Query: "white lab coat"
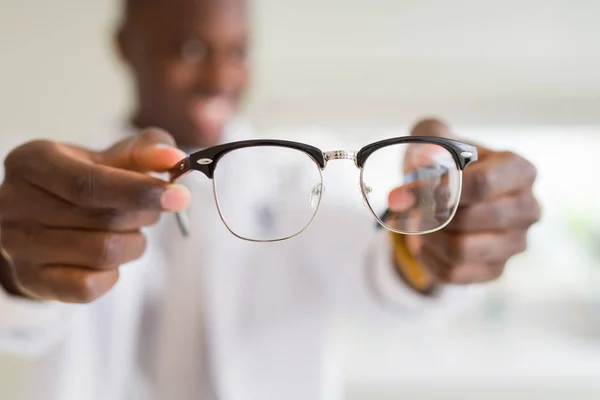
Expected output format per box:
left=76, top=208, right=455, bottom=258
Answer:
left=0, top=121, right=475, bottom=400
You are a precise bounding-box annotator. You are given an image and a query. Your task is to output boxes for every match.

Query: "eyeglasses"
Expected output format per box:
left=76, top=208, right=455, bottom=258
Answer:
left=169, top=136, right=478, bottom=242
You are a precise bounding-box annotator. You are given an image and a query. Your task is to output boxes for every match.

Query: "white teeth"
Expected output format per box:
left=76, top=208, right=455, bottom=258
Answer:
left=202, top=100, right=232, bottom=122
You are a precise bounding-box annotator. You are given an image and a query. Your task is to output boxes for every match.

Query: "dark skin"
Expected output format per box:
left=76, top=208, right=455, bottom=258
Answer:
left=121, top=0, right=249, bottom=148
left=390, top=120, right=540, bottom=286
left=0, top=0, right=540, bottom=302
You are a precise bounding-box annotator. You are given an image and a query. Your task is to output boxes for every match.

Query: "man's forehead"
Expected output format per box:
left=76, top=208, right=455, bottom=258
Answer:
left=126, top=0, right=246, bottom=17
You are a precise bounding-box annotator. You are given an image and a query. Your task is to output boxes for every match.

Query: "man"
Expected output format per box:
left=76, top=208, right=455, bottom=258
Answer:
left=0, top=0, right=540, bottom=399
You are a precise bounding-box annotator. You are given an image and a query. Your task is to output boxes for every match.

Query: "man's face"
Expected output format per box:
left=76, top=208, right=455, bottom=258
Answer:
left=120, top=0, right=249, bottom=147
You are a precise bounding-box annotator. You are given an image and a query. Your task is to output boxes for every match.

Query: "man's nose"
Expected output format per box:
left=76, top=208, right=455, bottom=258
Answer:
left=196, top=55, right=234, bottom=93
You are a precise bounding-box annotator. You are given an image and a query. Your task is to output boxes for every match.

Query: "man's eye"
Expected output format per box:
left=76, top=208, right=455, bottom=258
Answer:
left=232, top=46, right=246, bottom=59
left=225, top=44, right=247, bottom=62
left=180, top=39, right=207, bottom=64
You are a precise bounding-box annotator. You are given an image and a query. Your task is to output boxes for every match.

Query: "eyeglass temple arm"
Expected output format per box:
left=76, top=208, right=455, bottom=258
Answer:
left=168, top=156, right=192, bottom=182
left=168, top=157, right=192, bottom=237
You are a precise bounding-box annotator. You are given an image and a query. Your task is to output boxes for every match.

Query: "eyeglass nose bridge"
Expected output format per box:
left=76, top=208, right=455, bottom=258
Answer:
left=323, top=150, right=358, bottom=168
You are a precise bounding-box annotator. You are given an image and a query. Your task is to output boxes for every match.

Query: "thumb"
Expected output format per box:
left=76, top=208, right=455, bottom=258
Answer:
left=96, top=128, right=187, bottom=172
left=410, top=117, right=492, bottom=158
left=388, top=184, right=417, bottom=212
left=410, top=118, right=453, bottom=138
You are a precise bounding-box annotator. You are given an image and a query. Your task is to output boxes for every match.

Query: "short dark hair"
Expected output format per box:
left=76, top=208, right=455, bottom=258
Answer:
left=123, top=0, right=149, bottom=21
left=122, top=0, right=247, bottom=25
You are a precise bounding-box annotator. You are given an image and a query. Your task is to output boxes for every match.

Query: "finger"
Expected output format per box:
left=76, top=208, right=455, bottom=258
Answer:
left=406, top=119, right=537, bottom=207
left=417, top=243, right=448, bottom=282
left=3, top=226, right=146, bottom=269
left=6, top=141, right=190, bottom=211
left=438, top=261, right=505, bottom=284
left=16, top=266, right=119, bottom=303
left=403, top=142, right=451, bottom=173
left=388, top=185, right=416, bottom=211
left=410, top=118, right=453, bottom=138
left=418, top=238, right=506, bottom=284
left=388, top=187, right=455, bottom=233
left=96, top=128, right=187, bottom=172
left=459, top=151, right=537, bottom=206
left=447, top=190, right=541, bottom=233
left=0, top=180, right=163, bottom=231
left=388, top=170, right=451, bottom=210
left=388, top=177, right=456, bottom=231
left=422, top=229, right=528, bottom=266
left=410, top=118, right=494, bottom=160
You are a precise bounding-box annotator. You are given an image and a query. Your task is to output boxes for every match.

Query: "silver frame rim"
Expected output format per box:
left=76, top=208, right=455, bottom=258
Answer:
left=359, top=167, right=463, bottom=236
left=211, top=155, right=325, bottom=243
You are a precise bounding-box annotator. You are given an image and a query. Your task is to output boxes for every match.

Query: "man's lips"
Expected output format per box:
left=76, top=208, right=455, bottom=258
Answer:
left=190, top=96, right=235, bottom=136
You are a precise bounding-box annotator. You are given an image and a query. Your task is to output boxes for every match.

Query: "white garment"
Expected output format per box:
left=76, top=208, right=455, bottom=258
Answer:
left=0, top=121, right=477, bottom=400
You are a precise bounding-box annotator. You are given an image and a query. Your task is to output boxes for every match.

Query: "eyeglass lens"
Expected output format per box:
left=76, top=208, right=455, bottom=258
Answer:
left=361, top=142, right=461, bottom=234
left=212, top=145, right=323, bottom=241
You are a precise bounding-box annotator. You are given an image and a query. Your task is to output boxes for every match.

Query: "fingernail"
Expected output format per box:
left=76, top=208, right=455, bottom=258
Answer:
left=161, top=184, right=191, bottom=211
left=152, top=144, right=187, bottom=160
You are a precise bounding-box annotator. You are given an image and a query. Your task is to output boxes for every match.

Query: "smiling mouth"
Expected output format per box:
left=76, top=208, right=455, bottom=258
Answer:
left=190, top=96, right=235, bottom=137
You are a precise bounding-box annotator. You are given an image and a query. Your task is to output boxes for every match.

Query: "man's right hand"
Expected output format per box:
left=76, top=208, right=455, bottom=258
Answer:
left=0, top=128, right=191, bottom=303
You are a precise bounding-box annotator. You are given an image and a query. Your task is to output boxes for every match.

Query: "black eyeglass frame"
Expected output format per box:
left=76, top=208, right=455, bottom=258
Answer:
left=169, top=136, right=477, bottom=181
left=168, top=136, right=478, bottom=240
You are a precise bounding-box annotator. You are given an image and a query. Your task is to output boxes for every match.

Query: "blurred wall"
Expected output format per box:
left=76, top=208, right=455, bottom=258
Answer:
left=0, top=1, right=128, bottom=142
left=1, top=0, right=600, bottom=144
left=249, top=0, right=600, bottom=129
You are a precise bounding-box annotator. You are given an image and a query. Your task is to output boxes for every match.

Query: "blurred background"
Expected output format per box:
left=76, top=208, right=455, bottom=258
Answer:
left=1, top=0, right=600, bottom=399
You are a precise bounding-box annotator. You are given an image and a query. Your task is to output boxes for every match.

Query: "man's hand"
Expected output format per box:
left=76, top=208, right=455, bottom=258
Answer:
left=389, top=119, right=541, bottom=285
left=0, top=129, right=191, bottom=303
